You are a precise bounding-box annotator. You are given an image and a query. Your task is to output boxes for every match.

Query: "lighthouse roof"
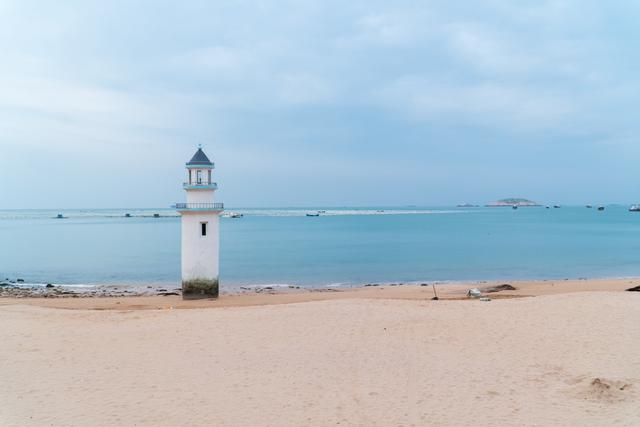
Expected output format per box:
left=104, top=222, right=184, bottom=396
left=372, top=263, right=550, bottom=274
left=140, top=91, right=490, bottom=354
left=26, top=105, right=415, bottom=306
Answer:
left=186, top=147, right=213, bottom=166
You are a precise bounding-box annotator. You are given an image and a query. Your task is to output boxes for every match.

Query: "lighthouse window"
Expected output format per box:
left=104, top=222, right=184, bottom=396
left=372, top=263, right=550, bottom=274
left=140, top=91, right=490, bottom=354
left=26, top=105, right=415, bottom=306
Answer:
left=201, top=222, right=207, bottom=236
left=196, top=170, right=202, bottom=184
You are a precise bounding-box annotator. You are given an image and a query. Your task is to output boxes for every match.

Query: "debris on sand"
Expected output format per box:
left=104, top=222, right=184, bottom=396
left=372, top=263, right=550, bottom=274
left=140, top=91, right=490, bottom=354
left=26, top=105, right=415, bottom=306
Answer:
left=484, top=284, right=517, bottom=293
left=626, top=285, right=640, bottom=292
left=466, top=288, right=482, bottom=298
left=572, top=377, right=633, bottom=402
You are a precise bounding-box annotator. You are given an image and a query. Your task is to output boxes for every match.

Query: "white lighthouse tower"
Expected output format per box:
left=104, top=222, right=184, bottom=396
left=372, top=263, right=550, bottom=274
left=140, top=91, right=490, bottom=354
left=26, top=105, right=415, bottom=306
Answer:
left=176, top=146, right=224, bottom=299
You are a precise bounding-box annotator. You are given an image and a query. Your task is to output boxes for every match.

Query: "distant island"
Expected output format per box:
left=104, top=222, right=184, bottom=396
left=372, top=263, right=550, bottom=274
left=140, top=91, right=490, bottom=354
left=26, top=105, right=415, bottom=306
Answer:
left=486, top=198, right=541, bottom=207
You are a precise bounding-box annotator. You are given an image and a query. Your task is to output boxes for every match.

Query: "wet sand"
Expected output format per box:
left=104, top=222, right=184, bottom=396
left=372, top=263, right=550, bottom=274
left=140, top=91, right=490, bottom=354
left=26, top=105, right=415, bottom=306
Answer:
left=0, top=277, right=638, bottom=310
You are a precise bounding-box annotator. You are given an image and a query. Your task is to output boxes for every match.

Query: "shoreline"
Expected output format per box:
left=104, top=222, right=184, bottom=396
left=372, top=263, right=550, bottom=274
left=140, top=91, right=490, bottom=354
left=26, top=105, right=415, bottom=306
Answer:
left=1, top=277, right=638, bottom=310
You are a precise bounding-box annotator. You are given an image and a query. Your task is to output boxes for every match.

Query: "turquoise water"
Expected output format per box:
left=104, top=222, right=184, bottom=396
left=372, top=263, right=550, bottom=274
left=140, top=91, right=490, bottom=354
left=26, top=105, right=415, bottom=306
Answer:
left=2, top=206, right=640, bottom=288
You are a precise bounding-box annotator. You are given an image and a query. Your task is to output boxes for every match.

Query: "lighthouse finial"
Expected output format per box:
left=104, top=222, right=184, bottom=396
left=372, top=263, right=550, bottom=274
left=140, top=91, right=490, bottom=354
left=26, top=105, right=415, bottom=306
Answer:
left=198, top=143, right=202, bottom=149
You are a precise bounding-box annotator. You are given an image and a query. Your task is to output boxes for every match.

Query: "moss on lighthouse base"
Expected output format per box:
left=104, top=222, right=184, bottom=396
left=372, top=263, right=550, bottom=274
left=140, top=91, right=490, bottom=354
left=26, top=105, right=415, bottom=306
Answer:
left=182, top=278, right=219, bottom=299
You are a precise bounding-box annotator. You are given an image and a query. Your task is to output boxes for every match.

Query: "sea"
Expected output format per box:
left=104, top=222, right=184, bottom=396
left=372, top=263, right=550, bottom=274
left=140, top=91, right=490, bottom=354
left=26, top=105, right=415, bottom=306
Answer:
left=2, top=206, right=640, bottom=290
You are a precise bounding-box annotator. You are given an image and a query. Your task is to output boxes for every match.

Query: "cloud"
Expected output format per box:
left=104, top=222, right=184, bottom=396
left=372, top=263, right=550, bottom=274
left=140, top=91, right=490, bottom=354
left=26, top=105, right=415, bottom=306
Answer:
left=445, top=24, right=541, bottom=74
left=277, top=73, right=337, bottom=105
left=374, top=76, right=575, bottom=129
left=1, top=0, right=640, bottom=206
left=344, top=10, right=436, bottom=47
left=170, top=46, right=254, bottom=73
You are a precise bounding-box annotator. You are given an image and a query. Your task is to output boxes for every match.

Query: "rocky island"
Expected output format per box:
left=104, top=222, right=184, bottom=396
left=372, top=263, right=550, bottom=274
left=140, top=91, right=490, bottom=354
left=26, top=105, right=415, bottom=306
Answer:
left=486, top=198, right=541, bottom=207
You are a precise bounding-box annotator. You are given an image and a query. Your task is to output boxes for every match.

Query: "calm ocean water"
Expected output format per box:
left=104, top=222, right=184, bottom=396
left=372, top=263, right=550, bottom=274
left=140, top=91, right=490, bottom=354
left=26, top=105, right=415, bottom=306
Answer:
left=2, top=206, right=640, bottom=289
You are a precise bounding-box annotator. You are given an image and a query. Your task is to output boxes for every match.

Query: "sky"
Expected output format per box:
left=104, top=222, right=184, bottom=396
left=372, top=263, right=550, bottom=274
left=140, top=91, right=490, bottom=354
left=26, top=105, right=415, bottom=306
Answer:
left=1, top=0, right=640, bottom=208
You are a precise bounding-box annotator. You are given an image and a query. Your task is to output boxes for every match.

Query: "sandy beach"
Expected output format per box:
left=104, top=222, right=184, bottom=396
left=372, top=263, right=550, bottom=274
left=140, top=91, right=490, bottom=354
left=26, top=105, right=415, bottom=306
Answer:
left=1, top=279, right=639, bottom=426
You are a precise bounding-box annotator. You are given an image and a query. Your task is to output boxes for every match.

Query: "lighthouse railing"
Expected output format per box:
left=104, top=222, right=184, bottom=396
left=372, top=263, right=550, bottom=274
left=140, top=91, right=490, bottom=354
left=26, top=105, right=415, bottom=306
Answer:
left=174, top=203, right=224, bottom=210
left=183, top=181, right=218, bottom=189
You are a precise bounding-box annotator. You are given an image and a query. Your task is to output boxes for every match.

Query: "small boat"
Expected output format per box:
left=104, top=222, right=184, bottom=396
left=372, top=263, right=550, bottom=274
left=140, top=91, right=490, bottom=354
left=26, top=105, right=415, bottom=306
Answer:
left=586, top=205, right=593, bottom=209
left=124, top=213, right=131, bottom=218
left=629, top=205, right=640, bottom=212
left=153, top=213, right=160, bottom=218
left=55, top=213, right=65, bottom=219
left=306, top=213, right=320, bottom=217
left=512, top=205, right=518, bottom=210
left=598, top=206, right=605, bottom=211
left=553, top=205, right=561, bottom=209
left=222, top=212, right=243, bottom=218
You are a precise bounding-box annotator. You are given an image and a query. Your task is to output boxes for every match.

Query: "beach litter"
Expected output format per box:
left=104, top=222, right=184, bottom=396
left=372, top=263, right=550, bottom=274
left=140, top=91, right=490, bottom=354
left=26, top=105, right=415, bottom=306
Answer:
left=431, top=284, right=439, bottom=300
left=466, top=288, right=482, bottom=298
left=479, top=297, right=492, bottom=302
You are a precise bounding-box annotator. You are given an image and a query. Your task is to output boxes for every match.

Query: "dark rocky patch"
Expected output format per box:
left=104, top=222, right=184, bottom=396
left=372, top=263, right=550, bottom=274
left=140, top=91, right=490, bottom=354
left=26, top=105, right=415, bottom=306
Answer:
left=182, top=278, right=219, bottom=299
left=484, top=284, right=517, bottom=293
left=626, top=285, right=640, bottom=292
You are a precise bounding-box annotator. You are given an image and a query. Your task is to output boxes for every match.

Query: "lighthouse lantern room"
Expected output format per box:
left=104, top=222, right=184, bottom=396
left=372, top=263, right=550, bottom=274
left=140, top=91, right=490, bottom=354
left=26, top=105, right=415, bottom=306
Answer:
left=175, top=145, right=223, bottom=299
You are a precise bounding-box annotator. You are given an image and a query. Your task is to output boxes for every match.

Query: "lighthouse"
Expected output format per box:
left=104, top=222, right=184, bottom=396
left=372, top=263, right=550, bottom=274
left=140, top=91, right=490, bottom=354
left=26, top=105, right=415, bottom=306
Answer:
left=176, top=146, right=224, bottom=299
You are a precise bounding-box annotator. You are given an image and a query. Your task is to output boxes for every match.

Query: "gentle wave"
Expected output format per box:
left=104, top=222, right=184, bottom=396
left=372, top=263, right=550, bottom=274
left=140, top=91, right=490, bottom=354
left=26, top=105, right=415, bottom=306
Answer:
left=0, top=208, right=468, bottom=220
left=226, top=209, right=466, bottom=217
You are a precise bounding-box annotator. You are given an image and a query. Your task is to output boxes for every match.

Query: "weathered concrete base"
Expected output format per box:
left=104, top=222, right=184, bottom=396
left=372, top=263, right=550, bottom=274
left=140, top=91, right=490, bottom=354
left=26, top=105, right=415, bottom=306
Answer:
left=182, top=278, right=219, bottom=299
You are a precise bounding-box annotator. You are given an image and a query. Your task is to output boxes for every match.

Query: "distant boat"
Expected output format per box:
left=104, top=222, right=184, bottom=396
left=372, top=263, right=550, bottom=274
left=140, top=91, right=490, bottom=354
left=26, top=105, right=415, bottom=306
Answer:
left=629, top=205, right=640, bottom=212
left=512, top=205, right=518, bottom=210
left=586, top=205, right=593, bottom=209
left=553, top=205, right=561, bottom=209
left=598, top=206, right=605, bottom=211
left=124, top=213, right=131, bottom=217
left=221, top=212, right=243, bottom=218
left=55, top=213, right=65, bottom=219
left=306, top=213, right=320, bottom=217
